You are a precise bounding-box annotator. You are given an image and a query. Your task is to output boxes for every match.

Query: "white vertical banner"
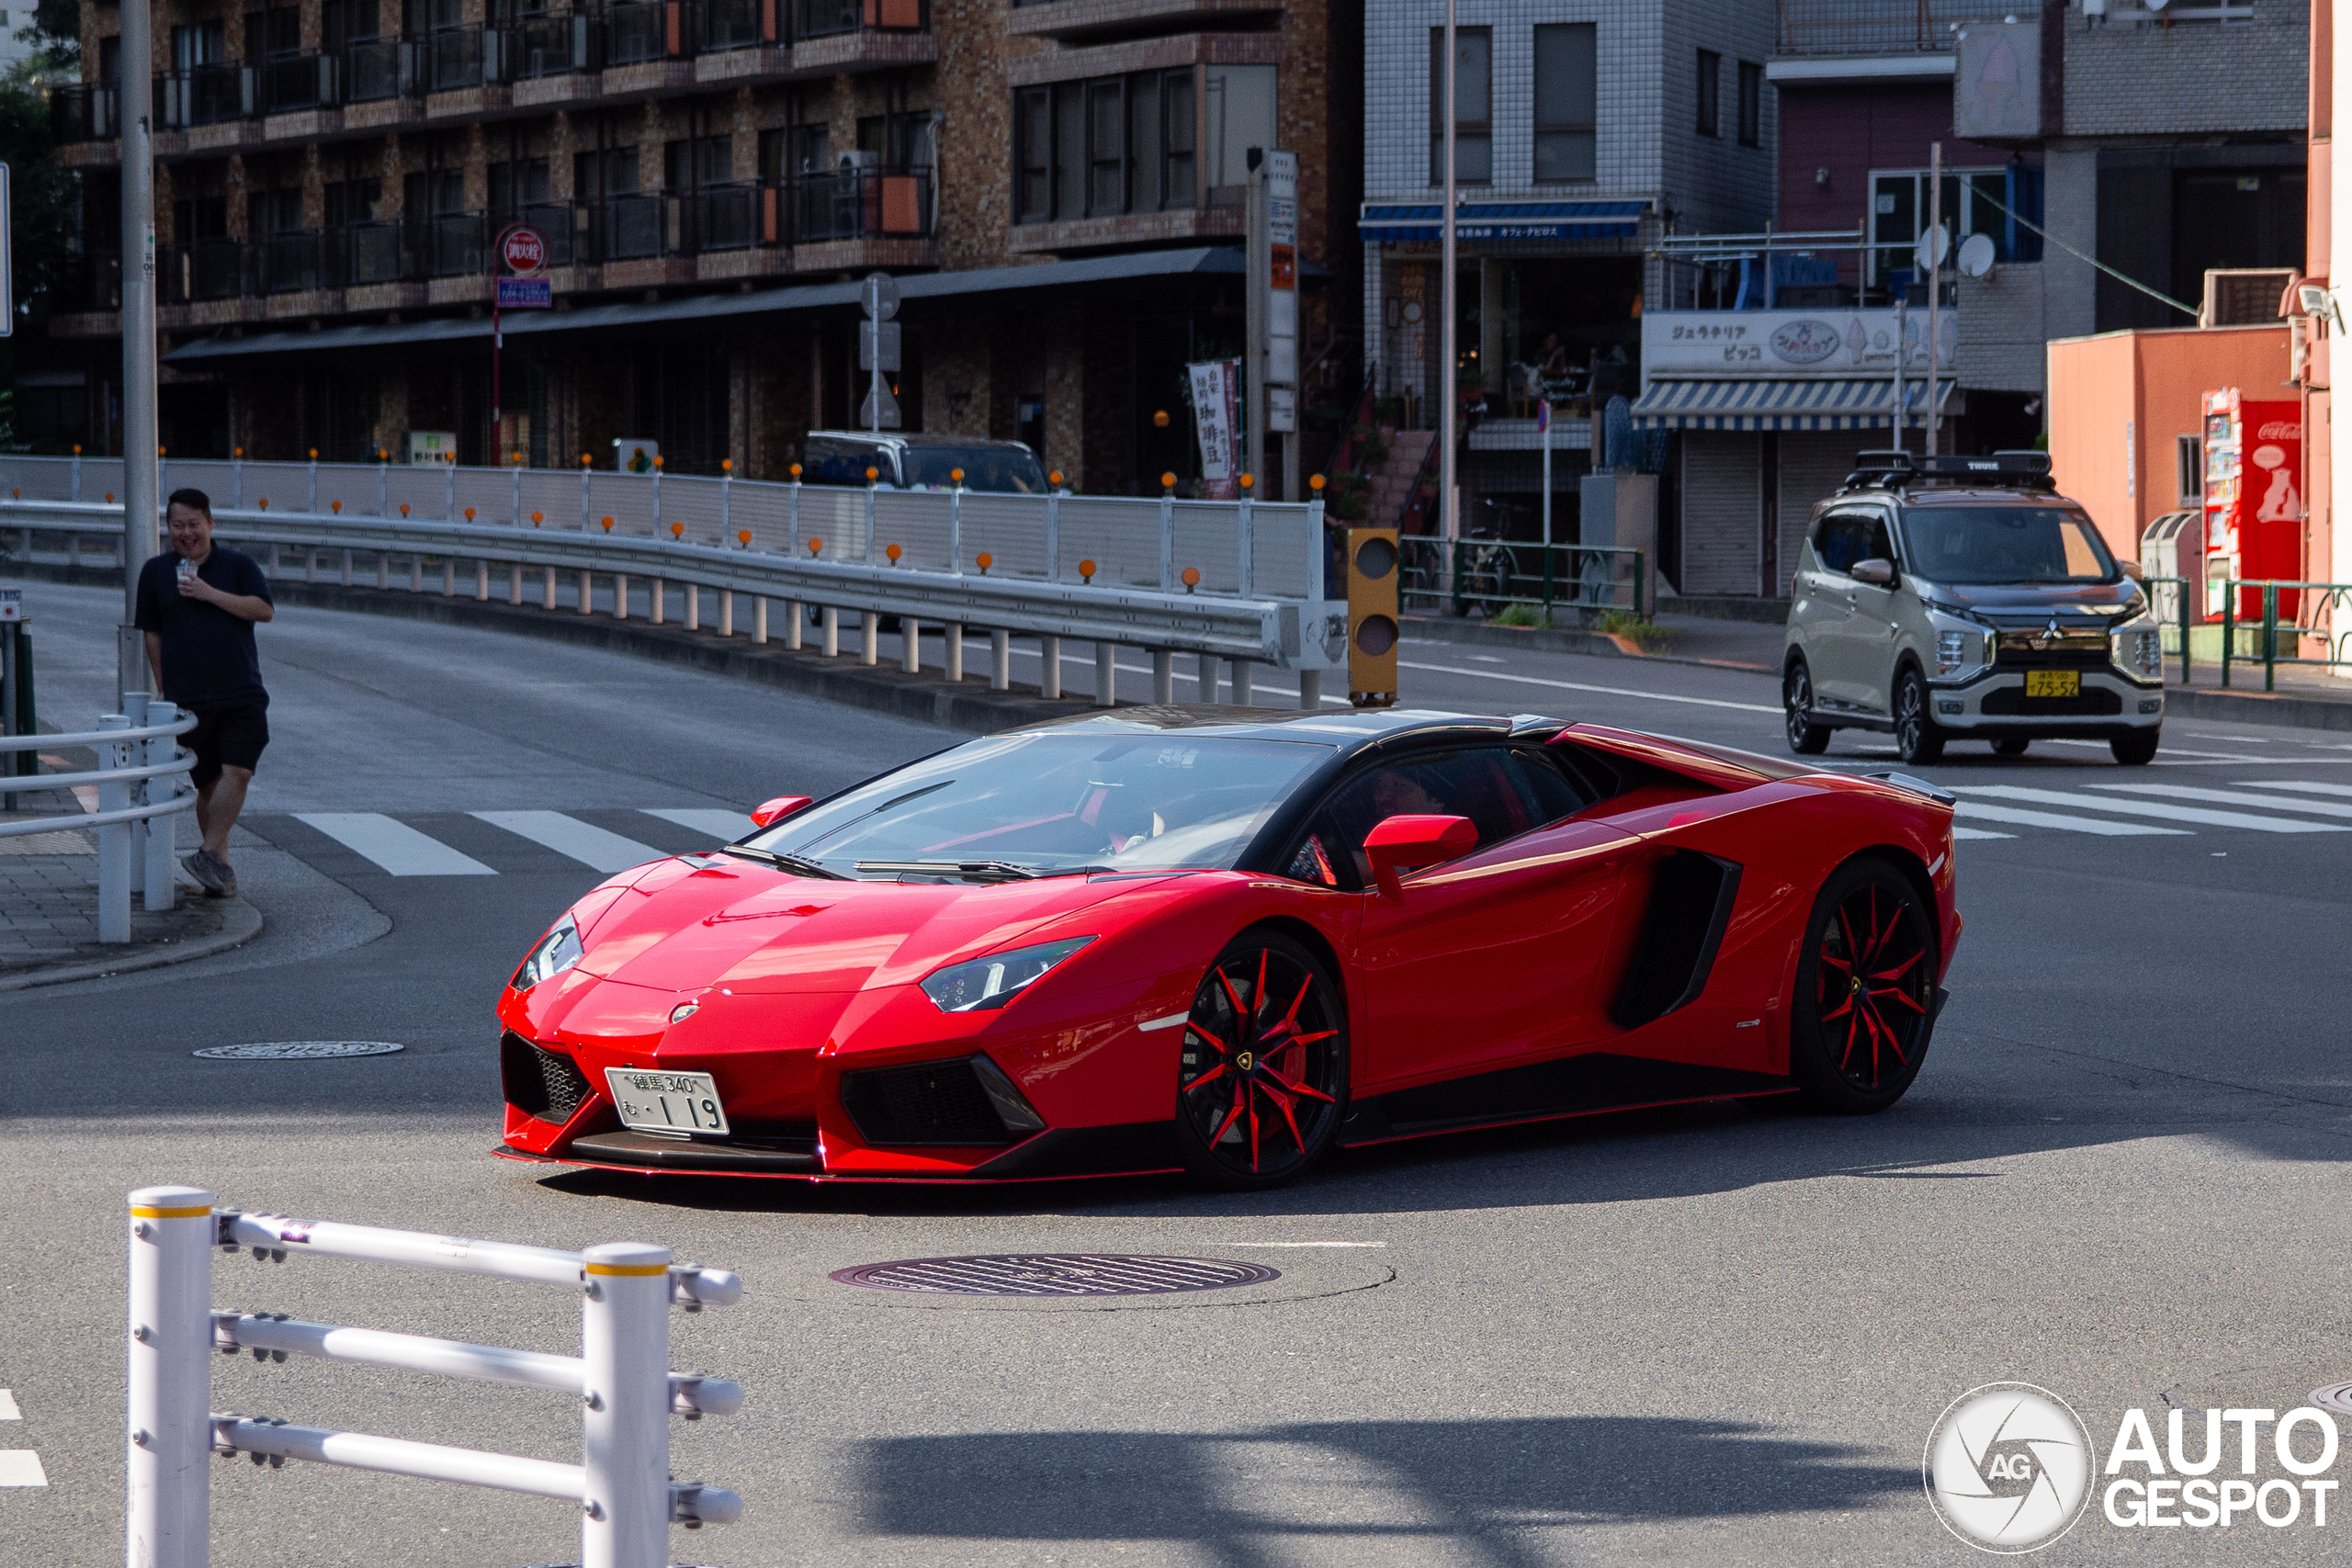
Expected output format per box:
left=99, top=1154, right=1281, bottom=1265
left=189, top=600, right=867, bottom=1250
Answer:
left=1264, top=149, right=1298, bottom=412
left=1190, top=359, right=1238, bottom=499
left=0, top=164, right=14, bottom=335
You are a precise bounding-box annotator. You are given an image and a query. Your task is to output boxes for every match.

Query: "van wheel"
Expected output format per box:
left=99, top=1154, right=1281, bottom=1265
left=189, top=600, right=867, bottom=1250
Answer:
left=1893, top=668, right=1945, bottom=764
left=2111, top=729, right=2160, bottom=765
left=1784, top=661, right=1832, bottom=755
left=1991, top=738, right=2030, bottom=758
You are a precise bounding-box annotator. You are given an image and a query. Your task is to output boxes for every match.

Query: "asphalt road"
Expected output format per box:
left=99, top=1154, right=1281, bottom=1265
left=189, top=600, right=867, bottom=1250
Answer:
left=6, top=579, right=2352, bottom=1566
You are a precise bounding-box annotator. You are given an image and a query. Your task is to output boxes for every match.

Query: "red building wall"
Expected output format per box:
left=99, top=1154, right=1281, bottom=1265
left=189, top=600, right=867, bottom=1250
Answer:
left=1776, top=82, right=2017, bottom=288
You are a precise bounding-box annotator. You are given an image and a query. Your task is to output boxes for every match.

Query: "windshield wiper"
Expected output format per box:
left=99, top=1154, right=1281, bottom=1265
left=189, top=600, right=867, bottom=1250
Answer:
left=720, top=844, right=847, bottom=879
left=854, top=860, right=1067, bottom=884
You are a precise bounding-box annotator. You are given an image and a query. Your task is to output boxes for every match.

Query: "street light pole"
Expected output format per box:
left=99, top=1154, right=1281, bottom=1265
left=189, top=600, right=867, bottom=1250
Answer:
left=118, top=0, right=160, bottom=696
left=1439, top=0, right=1458, bottom=599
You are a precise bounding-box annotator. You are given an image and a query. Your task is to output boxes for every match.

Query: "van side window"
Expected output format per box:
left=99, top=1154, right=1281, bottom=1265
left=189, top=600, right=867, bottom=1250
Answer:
left=1813, top=511, right=1893, bottom=574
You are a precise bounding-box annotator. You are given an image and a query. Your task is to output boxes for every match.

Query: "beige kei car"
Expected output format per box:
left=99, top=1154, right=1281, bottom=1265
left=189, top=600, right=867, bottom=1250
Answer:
left=1781, top=451, right=2165, bottom=765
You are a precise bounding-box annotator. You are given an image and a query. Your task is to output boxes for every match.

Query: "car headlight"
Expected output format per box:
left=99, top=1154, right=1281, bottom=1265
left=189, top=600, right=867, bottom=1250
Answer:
left=1934, top=627, right=1990, bottom=677
left=512, top=914, right=584, bottom=992
left=920, top=937, right=1093, bottom=1013
left=2112, top=625, right=2165, bottom=681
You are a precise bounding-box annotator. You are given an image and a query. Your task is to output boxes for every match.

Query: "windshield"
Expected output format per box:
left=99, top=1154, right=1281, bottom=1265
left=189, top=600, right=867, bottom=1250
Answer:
left=899, top=445, right=1048, bottom=494
left=1900, top=506, right=2120, bottom=585
left=747, top=733, right=1334, bottom=877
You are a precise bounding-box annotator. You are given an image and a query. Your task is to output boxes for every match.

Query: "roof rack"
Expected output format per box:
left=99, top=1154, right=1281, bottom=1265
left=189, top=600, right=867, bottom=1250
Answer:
left=1838, top=448, right=2055, bottom=493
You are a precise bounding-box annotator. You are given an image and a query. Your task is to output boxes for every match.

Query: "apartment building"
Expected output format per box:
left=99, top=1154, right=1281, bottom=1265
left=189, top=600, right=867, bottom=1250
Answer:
left=1358, top=0, right=1775, bottom=552
left=47, top=0, right=1360, bottom=491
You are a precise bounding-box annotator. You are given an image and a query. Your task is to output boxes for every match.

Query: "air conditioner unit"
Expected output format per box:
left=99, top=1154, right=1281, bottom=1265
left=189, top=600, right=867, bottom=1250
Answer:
left=837, top=150, right=879, bottom=173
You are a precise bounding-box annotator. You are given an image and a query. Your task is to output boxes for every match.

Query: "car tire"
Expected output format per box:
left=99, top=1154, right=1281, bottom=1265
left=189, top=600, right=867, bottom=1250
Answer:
left=1783, top=660, right=1832, bottom=755
left=2111, top=728, right=2160, bottom=765
left=1788, top=857, right=1938, bottom=1114
left=1992, top=738, right=2030, bottom=757
left=1173, top=929, right=1349, bottom=1190
left=1892, top=666, right=1945, bottom=764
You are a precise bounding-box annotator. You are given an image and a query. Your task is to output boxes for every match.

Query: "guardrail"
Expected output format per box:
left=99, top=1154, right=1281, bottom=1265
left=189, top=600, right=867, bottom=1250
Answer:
left=2219, top=579, right=2352, bottom=692
left=128, top=1186, right=743, bottom=1568
left=2143, top=574, right=2196, bottom=685
left=2, top=695, right=196, bottom=942
left=1399, top=539, right=1647, bottom=623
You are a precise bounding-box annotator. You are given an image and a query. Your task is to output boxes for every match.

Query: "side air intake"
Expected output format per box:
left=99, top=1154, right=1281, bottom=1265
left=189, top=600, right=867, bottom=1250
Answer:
left=1611, top=852, right=1743, bottom=1030
left=502, top=1032, right=593, bottom=1124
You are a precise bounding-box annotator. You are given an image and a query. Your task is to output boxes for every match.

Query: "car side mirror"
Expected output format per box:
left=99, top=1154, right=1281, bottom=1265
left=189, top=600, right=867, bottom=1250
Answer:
left=748, top=795, right=813, bottom=829
left=1362, top=814, right=1478, bottom=900
left=1849, top=558, right=1897, bottom=587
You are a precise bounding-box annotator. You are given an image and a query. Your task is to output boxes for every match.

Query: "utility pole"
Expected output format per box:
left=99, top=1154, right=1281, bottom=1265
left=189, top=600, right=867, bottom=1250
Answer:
left=1439, top=0, right=1458, bottom=594
left=1245, top=147, right=1300, bottom=497
left=1926, top=141, right=1943, bottom=458
left=119, top=0, right=160, bottom=696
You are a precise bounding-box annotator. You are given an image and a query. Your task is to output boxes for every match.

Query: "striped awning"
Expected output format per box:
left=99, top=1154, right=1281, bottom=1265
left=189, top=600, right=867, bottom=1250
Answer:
left=1629, top=377, right=1957, bottom=431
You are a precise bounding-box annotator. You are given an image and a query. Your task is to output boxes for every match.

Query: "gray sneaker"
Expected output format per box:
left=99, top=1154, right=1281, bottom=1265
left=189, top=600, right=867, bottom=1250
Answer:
left=182, top=850, right=235, bottom=898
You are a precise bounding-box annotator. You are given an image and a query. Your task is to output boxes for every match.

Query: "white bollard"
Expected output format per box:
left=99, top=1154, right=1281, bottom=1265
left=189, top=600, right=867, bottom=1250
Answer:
left=376, top=553, right=390, bottom=590
left=720, top=591, right=734, bottom=638
left=1196, top=651, right=1218, bottom=705
left=143, top=701, right=180, bottom=911
left=508, top=563, right=524, bottom=607
left=1040, top=635, right=1061, bottom=699
left=753, top=598, right=768, bottom=645
left=410, top=556, right=422, bottom=592
left=581, top=569, right=594, bottom=615
left=97, top=713, right=134, bottom=943
left=861, top=611, right=878, bottom=666
left=305, top=548, right=318, bottom=584
left=544, top=566, right=559, bottom=612
left=581, top=1243, right=672, bottom=1568
left=615, top=574, right=629, bottom=620
left=901, top=616, right=921, bottom=673
left=475, top=559, right=489, bottom=601
left=686, top=585, right=700, bottom=632
left=127, top=1186, right=214, bottom=1568
left=990, top=629, right=1010, bottom=691
left=650, top=580, right=666, bottom=626
left=1152, top=650, right=1174, bottom=705
left=1231, top=659, right=1252, bottom=706
left=1094, top=642, right=1116, bottom=707
left=944, top=623, right=962, bottom=682
left=785, top=600, right=802, bottom=651
left=821, top=606, right=839, bottom=658
left=1299, top=669, right=1322, bottom=711
left=341, top=548, right=354, bottom=588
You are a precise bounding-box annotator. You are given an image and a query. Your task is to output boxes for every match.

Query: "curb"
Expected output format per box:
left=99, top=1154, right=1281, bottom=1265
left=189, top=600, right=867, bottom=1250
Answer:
left=2165, top=684, right=2352, bottom=733
left=1401, top=615, right=1773, bottom=673
left=0, top=894, right=264, bottom=993
left=1656, top=594, right=1794, bottom=626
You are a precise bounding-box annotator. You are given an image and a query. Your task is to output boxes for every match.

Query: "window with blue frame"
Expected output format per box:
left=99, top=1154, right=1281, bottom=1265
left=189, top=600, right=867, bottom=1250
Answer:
left=1868, top=164, right=2042, bottom=293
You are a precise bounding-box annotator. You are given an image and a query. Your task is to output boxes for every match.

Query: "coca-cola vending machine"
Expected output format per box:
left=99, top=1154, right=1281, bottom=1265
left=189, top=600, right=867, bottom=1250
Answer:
left=2201, top=389, right=2302, bottom=619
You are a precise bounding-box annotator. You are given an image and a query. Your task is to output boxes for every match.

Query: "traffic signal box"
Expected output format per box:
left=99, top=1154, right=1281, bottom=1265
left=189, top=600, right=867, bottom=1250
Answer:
left=1346, top=527, right=1399, bottom=707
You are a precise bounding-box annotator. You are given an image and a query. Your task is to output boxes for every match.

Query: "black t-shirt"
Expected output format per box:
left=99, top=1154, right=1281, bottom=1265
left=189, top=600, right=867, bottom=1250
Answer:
left=133, top=547, right=273, bottom=705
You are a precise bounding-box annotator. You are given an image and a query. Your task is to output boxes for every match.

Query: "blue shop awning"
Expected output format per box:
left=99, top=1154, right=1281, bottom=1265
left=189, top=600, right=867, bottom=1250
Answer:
left=1358, top=199, right=1649, bottom=244
left=1629, top=377, right=1957, bottom=431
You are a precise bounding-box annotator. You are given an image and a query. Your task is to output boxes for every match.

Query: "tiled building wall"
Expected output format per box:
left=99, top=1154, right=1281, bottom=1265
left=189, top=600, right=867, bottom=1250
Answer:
left=2062, top=7, right=2306, bottom=138
left=1656, top=0, right=1776, bottom=236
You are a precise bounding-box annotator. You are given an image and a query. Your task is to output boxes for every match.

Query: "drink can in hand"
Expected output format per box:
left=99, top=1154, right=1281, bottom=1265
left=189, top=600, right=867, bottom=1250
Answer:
left=176, top=557, right=198, bottom=582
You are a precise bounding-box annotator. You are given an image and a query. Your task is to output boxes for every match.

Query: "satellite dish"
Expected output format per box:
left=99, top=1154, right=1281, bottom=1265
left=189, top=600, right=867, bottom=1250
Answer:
left=2145, top=0, right=2168, bottom=10
left=1913, top=224, right=1951, bottom=274
left=1957, top=232, right=1997, bottom=278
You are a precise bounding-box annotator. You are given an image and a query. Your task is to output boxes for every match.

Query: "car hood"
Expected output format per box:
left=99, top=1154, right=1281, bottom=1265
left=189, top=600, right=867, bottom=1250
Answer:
left=571, top=857, right=1174, bottom=996
left=1921, top=578, right=2144, bottom=620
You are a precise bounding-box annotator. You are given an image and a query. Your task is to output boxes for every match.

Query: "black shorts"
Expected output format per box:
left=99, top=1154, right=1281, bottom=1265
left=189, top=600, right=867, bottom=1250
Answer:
left=185, top=698, right=269, bottom=789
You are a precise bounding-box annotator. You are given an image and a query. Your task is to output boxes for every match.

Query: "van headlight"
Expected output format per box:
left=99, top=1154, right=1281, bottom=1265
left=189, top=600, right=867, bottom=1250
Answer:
left=921, top=937, right=1094, bottom=1013
left=2113, top=625, right=2165, bottom=682
left=513, top=914, right=583, bottom=992
left=1934, top=627, right=1990, bottom=677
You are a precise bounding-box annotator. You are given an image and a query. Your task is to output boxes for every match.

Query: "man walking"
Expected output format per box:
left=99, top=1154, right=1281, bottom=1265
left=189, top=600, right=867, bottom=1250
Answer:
left=134, top=488, right=274, bottom=897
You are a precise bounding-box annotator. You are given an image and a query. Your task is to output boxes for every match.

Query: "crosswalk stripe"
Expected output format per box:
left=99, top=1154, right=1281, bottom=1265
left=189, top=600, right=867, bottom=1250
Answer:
left=2089, top=783, right=2352, bottom=820
left=1953, top=801, right=2188, bottom=837
left=0, top=1390, right=17, bottom=1420
left=0, top=1450, right=46, bottom=1486
left=291, top=814, right=498, bottom=876
left=639, top=807, right=755, bottom=841
left=1951, top=785, right=2349, bottom=834
left=472, top=811, right=664, bottom=873
left=2232, top=780, right=2352, bottom=799
left=1951, top=825, right=2016, bottom=840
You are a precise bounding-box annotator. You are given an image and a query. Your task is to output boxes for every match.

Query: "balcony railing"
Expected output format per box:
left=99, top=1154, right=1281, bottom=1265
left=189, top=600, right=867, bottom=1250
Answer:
left=797, top=0, right=926, bottom=39
left=50, top=84, right=119, bottom=144
left=702, top=0, right=781, bottom=51
left=344, top=37, right=422, bottom=101
left=155, top=64, right=255, bottom=130
left=259, top=52, right=341, bottom=114
left=605, top=0, right=689, bottom=64
left=797, top=168, right=932, bottom=243
left=1774, top=0, right=1989, bottom=56
left=514, top=11, right=597, bottom=77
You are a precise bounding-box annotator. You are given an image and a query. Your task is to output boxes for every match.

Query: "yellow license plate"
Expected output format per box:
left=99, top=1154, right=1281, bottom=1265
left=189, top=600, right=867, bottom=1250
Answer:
left=2025, top=671, right=2080, bottom=699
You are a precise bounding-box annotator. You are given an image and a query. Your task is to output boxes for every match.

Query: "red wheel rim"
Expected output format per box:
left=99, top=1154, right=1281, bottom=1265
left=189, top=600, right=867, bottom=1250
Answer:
left=1178, top=946, right=1343, bottom=1177
left=1815, top=884, right=1931, bottom=1090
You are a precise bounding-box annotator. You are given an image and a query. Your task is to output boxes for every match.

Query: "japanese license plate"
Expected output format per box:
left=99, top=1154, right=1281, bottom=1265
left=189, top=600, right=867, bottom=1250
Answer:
left=603, top=1068, right=730, bottom=1137
left=2025, top=671, right=2080, bottom=699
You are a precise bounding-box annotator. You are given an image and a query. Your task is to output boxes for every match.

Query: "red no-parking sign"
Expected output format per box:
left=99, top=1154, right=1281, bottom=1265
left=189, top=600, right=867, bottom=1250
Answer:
left=501, top=226, right=547, bottom=276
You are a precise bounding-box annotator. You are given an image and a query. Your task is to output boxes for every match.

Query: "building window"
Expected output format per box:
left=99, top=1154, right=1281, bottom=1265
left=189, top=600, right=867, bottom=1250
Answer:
left=2177, top=435, right=2204, bottom=504
left=1532, top=23, right=1596, bottom=183
left=1696, top=51, right=1720, bottom=138
left=1430, top=27, right=1493, bottom=185
left=664, top=136, right=731, bottom=190
left=488, top=158, right=548, bottom=215
left=1012, top=67, right=1210, bottom=222
left=1869, top=166, right=2023, bottom=289
left=1737, top=61, right=1762, bottom=147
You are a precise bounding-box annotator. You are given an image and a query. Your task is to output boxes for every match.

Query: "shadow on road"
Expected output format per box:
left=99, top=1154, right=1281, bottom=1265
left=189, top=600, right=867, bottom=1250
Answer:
left=854, top=1416, right=1913, bottom=1566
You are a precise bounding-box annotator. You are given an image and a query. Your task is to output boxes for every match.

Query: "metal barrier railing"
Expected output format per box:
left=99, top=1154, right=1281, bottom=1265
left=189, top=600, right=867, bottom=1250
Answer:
left=126, top=1187, right=741, bottom=1568
left=2219, top=579, right=2352, bottom=692
left=1, top=697, right=196, bottom=942
left=1398, top=539, right=1647, bottom=623
left=2143, top=574, right=2195, bottom=685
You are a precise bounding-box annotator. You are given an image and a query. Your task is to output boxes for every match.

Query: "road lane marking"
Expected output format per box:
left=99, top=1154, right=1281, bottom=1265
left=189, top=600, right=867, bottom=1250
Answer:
left=2231, top=780, right=2352, bottom=798
left=1950, top=825, right=2017, bottom=840
left=0, top=1450, right=45, bottom=1486
left=639, top=807, right=757, bottom=840
left=472, top=811, right=664, bottom=873
left=1395, top=661, right=1782, bottom=714
left=1952, top=801, right=2188, bottom=837
left=0, top=1390, right=17, bottom=1419
left=291, top=814, right=498, bottom=875
left=1951, top=785, right=2348, bottom=833
left=2087, top=784, right=2352, bottom=819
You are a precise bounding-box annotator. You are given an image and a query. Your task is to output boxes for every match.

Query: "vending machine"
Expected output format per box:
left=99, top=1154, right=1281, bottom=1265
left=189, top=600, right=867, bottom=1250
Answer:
left=2200, top=389, right=2302, bottom=619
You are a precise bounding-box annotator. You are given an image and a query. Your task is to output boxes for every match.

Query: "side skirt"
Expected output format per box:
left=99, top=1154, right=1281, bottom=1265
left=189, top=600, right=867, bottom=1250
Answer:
left=1341, top=1053, right=1792, bottom=1146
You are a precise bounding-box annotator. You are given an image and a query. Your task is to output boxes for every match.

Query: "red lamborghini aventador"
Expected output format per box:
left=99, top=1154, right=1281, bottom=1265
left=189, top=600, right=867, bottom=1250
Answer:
left=495, top=706, right=1962, bottom=1189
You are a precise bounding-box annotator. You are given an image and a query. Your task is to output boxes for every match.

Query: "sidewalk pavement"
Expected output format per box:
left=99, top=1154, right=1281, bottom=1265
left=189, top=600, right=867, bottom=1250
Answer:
left=0, top=808, right=262, bottom=990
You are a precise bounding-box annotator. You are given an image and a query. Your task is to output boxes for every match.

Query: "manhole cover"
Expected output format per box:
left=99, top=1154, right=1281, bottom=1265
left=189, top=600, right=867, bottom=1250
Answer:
left=193, top=1041, right=406, bottom=1060
left=830, top=1254, right=1281, bottom=1298
left=2312, top=1382, right=2352, bottom=1416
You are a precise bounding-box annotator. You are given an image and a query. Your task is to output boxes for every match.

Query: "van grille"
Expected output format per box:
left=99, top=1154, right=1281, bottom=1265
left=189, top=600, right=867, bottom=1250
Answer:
left=1981, top=686, right=2123, bottom=716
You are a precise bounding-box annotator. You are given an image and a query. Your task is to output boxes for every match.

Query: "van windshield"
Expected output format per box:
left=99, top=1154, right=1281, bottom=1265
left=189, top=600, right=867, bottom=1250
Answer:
left=1900, top=507, right=2120, bottom=585
left=900, top=446, right=1048, bottom=494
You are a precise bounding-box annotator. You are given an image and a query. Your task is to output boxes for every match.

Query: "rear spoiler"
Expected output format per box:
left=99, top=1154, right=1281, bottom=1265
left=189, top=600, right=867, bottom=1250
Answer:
left=1553, top=724, right=1816, bottom=790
